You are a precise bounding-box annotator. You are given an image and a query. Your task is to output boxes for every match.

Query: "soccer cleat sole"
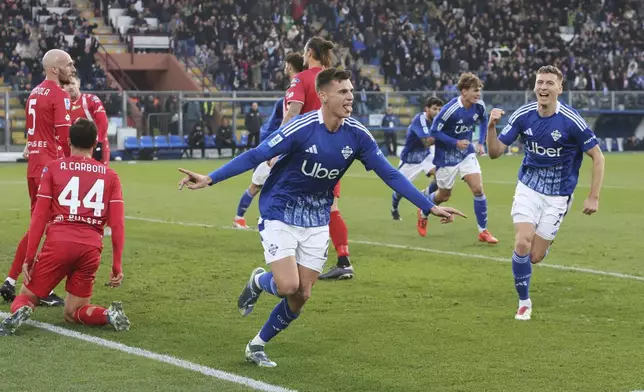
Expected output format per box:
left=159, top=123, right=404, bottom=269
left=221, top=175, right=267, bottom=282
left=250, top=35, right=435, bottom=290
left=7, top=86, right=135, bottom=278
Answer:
left=1, top=305, right=33, bottom=335
left=238, top=268, right=265, bottom=317
left=108, top=301, right=131, bottom=331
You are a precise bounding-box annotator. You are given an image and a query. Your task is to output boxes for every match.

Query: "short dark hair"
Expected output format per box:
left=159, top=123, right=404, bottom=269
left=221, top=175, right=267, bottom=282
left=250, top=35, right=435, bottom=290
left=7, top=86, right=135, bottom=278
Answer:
left=305, top=36, right=335, bottom=67
left=315, top=68, right=352, bottom=92
left=537, top=65, right=563, bottom=81
left=425, top=97, right=444, bottom=108
left=457, top=72, right=483, bottom=91
left=285, top=52, right=305, bottom=73
left=69, top=118, right=97, bottom=149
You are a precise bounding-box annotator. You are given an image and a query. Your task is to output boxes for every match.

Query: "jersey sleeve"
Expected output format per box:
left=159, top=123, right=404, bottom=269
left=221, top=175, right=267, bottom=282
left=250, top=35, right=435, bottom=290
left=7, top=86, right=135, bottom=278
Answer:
left=90, top=95, right=109, bottom=141
left=25, top=165, right=55, bottom=263
left=355, top=127, right=384, bottom=171
left=563, top=108, right=599, bottom=152
left=430, top=105, right=459, bottom=147
left=498, top=108, right=524, bottom=146
left=208, top=115, right=308, bottom=184
left=409, top=115, right=431, bottom=139
left=107, top=171, right=125, bottom=275
left=284, top=75, right=306, bottom=107
left=477, top=101, right=488, bottom=144
left=53, top=90, right=72, bottom=128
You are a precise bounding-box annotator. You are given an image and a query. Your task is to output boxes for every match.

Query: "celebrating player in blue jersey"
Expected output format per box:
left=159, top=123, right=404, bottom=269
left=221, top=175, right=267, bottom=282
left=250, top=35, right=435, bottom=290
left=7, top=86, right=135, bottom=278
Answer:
left=232, top=53, right=305, bottom=229
left=391, top=97, right=443, bottom=221
left=417, top=73, right=499, bottom=243
left=486, top=65, right=605, bottom=321
left=177, top=68, right=466, bottom=367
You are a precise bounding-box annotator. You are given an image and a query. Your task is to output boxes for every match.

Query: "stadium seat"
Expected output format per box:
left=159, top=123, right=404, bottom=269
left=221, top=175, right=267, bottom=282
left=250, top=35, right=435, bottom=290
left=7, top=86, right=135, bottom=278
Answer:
left=154, top=135, right=170, bottom=149
left=169, top=135, right=187, bottom=149
left=124, top=136, right=139, bottom=150
left=205, top=135, right=216, bottom=148
left=140, top=136, right=154, bottom=149
left=237, top=133, right=249, bottom=148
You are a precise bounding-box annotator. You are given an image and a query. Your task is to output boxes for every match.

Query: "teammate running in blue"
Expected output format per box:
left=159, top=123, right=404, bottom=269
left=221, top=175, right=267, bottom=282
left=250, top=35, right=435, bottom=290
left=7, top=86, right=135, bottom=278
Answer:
left=232, top=53, right=305, bottom=229
left=177, top=68, right=466, bottom=367
left=417, top=73, right=499, bottom=243
left=390, top=97, right=443, bottom=221
left=486, top=65, right=605, bottom=321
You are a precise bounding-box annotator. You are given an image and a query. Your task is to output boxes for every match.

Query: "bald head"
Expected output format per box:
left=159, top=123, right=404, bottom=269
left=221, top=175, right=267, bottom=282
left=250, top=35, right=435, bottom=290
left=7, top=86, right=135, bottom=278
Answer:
left=42, top=49, right=75, bottom=85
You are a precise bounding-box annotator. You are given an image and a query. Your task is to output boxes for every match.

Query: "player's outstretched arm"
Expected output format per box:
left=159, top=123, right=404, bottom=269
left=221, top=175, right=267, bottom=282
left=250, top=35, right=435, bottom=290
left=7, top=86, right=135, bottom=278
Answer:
left=366, top=152, right=467, bottom=223
left=583, top=145, right=604, bottom=215
left=107, top=177, right=125, bottom=287
left=179, top=128, right=298, bottom=190
left=486, top=108, right=508, bottom=159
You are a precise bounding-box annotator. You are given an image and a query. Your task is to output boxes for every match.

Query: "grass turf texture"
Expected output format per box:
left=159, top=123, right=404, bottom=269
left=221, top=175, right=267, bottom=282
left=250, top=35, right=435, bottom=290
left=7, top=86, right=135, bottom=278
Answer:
left=1, top=154, right=643, bottom=392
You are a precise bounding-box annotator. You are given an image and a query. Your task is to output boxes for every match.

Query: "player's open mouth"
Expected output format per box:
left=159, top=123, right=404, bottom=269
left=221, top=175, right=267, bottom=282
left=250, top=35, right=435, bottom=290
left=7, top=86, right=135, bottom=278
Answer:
left=538, top=93, right=549, bottom=97
left=343, top=104, right=352, bottom=111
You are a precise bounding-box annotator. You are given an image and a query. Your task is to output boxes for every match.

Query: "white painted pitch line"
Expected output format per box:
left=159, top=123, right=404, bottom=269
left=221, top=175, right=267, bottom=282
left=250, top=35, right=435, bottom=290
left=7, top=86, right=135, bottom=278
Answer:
left=342, top=174, right=643, bottom=191
left=0, top=312, right=297, bottom=392
left=125, top=215, right=644, bottom=282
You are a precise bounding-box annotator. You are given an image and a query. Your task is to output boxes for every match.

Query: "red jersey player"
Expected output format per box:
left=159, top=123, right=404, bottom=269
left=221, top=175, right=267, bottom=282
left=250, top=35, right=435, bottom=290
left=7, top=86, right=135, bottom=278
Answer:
left=1, top=49, right=75, bottom=306
left=0, top=119, right=129, bottom=336
left=281, top=37, right=354, bottom=281
left=64, top=75, right=110, bottom=165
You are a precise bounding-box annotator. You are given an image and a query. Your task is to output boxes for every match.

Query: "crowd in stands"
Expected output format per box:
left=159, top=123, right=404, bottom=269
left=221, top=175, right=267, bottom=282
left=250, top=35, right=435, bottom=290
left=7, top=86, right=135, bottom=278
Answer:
left=139, top=0, right=641, bottom=93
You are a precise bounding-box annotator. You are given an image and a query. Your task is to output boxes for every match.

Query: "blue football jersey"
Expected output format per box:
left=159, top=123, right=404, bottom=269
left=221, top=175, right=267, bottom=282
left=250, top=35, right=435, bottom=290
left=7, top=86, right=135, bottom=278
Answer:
left=498, top=101, right=599, bottom=196
left=235, top=111, right=384, bottom=227
left=208, top=110, right=436, bottom=227
left=259, top=98, right=284, bottom=143
left=400, top=112, right=432, bottom=164
left=431, top=97, right=487, bottom=167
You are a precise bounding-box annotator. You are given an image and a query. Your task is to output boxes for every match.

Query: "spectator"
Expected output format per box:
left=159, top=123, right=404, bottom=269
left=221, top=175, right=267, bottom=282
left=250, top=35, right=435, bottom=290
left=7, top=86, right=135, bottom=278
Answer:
left=381, top=106, right=400, bottom=156
left=244, top=102, right=262, bottom=147
left=216, top=117, right=236, bottom=157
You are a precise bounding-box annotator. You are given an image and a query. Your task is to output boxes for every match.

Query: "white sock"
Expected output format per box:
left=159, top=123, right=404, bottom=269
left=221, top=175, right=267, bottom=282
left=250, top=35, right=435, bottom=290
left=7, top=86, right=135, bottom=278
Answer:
left=519, top=299, right=532, bottom=308
left=253, top=272, right=264, bottom=289
left=250, top=333, right=266, bottom=347
left=49, top=290, right=55, bottom=296
left=6, top=277, right=16, bottom=286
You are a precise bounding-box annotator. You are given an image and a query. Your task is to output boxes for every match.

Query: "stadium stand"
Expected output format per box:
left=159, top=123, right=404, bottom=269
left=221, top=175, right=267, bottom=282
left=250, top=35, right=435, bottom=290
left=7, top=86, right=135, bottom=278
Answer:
left=1, top=0, right=642, bottom=151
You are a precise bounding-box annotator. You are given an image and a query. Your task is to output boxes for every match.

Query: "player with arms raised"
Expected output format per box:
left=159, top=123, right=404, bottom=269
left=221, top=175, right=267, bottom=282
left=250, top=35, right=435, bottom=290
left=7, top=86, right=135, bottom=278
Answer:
left=390, top=97, right=443, bottom=220
left=0, top=119, right=130, bottom=336
left=486, top=65, right=605, bottom=321
left=64, top=74, right=110, bottom=165
left=233, top=52, right=305, bottom=229
left=0, top=49, right=75, bottom=306
left=177, top=68, right=466, bottom=367
left=280, top=37, right=355, bottom=281
left=417, top=73, right=498, bottom=242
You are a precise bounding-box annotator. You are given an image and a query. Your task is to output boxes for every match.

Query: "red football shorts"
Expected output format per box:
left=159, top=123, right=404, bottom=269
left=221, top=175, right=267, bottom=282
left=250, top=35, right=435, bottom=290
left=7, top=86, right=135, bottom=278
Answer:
left=25, top=241, right=102, bottom=299
left=333, top=181, right=341, bottom=198
left=27, top=177, right=40, bottom=212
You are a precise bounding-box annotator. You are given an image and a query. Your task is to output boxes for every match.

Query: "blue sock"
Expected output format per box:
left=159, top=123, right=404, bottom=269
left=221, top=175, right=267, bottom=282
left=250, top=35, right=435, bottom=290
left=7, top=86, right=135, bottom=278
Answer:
left=429, top=191, right=439, bottom=205
left=257, top=272, right=281, bottom=297
left=236, top=190, right=255, bottom=217
left=428, top=181, right=438, bottom=195
left=473, top=194, right=488, bottom=231
left=392, top=191, right=402, bottom=209
left=512, top=252, right=532, bottom=300
left=258, top=298, right=299, bottom=343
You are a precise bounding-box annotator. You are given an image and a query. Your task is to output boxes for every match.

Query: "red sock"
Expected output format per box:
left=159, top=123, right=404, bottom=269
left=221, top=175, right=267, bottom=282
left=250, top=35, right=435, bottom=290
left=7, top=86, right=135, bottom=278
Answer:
left=11, top=294, right=36, bottom=313
left=329, top=211, right=349, bottom=257
left=73, top=305, right=109, bottom=326
left=8, top=232, right=29, bottom=281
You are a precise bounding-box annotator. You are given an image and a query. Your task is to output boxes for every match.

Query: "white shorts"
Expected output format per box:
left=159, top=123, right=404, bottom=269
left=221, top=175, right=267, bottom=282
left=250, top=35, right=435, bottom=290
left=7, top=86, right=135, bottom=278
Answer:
left=258, top=218, right=329, bottom=273
left=398, top=153, right=435, bottom=182
left=251, top=161, right=271, bottom=186
left=511, top=181, right=573, bottom=241
left=435, top=153, right=481, bottom=190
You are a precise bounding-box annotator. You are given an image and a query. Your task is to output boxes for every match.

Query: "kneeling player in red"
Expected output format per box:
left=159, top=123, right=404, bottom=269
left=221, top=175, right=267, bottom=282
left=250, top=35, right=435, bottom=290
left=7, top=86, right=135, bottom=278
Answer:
left=0, top=118, right=130, bottom=336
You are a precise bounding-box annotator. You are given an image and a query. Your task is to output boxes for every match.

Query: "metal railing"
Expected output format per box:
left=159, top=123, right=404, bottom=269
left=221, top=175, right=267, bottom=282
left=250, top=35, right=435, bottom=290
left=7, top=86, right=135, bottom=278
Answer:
left=2, top=90, right=644, bottom=151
